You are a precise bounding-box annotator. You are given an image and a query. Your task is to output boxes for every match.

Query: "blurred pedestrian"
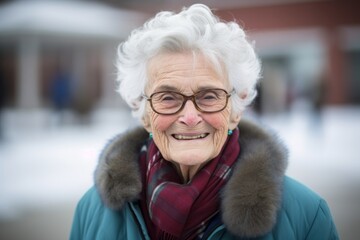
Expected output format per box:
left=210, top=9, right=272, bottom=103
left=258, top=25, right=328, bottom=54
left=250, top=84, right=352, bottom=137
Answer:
left=0, top=69, right=5, bottom=140
left=51, top=69, right=71, bottom=110
left=50, top=68, right=72, bottom=124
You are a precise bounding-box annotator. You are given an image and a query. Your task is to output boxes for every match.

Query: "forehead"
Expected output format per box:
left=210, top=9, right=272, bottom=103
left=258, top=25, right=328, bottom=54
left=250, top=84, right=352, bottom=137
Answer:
left=146, top=52, right=228, bottom=93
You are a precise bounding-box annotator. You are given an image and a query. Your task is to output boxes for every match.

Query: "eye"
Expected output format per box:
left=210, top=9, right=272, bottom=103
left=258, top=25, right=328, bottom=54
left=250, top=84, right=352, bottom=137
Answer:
left=152, top=92, right=182, bottom=104
left=203, top=93, right=217, bottom=100
left=198, top=90, right=219, bottom=101
left=159, top=93, right=177, bottom=102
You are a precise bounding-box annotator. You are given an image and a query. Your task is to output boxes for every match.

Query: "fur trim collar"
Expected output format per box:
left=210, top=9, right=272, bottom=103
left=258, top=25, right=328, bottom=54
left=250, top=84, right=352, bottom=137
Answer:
left=94, top=119, right=288, bottom=237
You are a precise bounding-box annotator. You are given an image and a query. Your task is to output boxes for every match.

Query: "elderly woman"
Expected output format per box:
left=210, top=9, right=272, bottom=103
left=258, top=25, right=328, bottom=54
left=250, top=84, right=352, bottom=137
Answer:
left=70, top=4, right=338, bottom=240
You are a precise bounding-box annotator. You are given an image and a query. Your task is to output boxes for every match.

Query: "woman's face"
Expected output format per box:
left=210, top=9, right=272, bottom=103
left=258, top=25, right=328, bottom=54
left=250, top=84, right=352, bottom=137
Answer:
left=143, top=52, right=240, bottom=167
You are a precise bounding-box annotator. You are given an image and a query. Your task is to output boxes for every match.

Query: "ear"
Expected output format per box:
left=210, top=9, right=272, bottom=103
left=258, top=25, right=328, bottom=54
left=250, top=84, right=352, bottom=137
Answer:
left=141, top=113, right=152, bottom=133
left=229, top=112, right=241, bottom=130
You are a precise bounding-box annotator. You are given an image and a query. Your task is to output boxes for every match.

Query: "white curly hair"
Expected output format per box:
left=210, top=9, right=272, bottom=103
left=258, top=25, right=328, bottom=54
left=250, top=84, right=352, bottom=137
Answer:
left=116, top=4, right=261, bottom=119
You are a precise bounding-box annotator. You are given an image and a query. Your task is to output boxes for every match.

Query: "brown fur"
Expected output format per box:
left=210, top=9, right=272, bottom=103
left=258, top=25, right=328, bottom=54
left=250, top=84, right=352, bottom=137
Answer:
left=94, top=127, right=148, bottom=209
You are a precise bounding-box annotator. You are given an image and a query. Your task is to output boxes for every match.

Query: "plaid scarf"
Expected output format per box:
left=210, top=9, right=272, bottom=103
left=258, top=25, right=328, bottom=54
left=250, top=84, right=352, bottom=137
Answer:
left=139, top=129, right=240, bottom=240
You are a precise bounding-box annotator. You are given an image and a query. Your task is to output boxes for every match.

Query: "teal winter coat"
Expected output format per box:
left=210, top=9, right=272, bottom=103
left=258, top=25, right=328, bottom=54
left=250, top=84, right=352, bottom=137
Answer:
left=70, top=120, right=339, bottom=239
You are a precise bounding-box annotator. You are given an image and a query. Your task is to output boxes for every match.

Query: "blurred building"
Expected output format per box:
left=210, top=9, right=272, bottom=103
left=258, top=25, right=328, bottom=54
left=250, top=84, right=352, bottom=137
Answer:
left=0, top=0, right=148, bottom=114
left=215, top=0, right=360, bottom=114
left=0, top=0, right=359, bottom=116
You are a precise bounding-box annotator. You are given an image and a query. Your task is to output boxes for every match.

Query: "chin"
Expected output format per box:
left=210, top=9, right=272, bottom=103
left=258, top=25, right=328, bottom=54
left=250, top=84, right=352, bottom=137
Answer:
left=169, top=151, right=213, bottom=166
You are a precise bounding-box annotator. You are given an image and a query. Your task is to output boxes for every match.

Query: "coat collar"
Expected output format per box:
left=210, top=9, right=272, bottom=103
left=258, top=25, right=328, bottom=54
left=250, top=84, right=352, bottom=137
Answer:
left=94, top=119, right=288, bottom=238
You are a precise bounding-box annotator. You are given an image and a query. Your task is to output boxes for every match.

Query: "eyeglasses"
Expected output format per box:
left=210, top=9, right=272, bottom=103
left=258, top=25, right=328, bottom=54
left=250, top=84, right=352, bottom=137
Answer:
left=143, top=88, right=234, bottom=115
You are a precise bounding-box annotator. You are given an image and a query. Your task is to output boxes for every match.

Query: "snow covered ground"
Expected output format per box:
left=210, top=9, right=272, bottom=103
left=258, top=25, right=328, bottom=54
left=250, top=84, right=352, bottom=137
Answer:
left=0, top=106, right=359, bottom=239
left=0, top=108, right=137, bottom=212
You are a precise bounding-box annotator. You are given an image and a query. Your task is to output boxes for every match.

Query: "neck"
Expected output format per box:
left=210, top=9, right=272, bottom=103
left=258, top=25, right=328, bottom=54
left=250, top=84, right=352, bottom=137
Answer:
left=173, top=163, right=203, bottom=183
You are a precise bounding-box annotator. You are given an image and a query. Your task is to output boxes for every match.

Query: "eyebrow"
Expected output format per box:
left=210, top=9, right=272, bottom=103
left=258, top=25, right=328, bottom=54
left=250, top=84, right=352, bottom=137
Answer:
left=153, top=85, right=179, bottom=92
left=153, top=84, right=223, bottom=93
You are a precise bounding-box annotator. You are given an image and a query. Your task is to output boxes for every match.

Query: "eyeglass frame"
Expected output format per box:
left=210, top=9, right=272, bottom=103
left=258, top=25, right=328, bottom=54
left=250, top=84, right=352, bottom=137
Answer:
left=142, top=88, right=235, bottom=115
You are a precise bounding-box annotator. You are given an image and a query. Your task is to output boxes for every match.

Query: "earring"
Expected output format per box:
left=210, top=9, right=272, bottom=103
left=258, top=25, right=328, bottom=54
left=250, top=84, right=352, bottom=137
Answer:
left=149, top=133, right=153, bottom=139
left=228, top=129, right=233, bottom=136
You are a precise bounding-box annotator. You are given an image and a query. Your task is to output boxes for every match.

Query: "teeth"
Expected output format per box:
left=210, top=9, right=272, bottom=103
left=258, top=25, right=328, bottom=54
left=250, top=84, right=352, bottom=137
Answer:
left=174, top=133, right=207, bottom=140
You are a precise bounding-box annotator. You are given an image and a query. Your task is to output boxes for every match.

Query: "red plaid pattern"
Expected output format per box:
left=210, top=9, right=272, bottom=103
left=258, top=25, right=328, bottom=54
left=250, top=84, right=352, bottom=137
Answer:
left=139, top=129, right=240, bottom=240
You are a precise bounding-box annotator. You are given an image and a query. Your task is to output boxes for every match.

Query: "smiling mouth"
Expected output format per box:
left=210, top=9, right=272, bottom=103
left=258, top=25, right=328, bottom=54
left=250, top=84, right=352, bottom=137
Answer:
left=172, top=133, right=209, bottom=140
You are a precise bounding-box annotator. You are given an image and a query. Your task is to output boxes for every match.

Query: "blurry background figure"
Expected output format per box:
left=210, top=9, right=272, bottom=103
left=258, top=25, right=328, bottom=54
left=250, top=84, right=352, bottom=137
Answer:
left=50, top=67, right=72, bottom=125
left=307, top=71, right=327, bottom=132
left=0, top=68, right=4, bottom=140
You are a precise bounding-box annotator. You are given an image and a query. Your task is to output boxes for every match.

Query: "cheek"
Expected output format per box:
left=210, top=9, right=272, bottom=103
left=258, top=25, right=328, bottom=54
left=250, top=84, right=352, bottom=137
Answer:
left=205, top=110, right=231, bottom=149
left=150, top=113, right=175, bottom=132
left=205, top=109, right=231, bottom=130
left=207, top=116, right=228, bottom=129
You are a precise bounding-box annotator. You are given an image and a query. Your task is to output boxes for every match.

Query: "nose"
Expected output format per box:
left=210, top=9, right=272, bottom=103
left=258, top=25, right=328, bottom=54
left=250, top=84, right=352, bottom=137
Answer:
left=178, top=100, right=202, bottom=127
